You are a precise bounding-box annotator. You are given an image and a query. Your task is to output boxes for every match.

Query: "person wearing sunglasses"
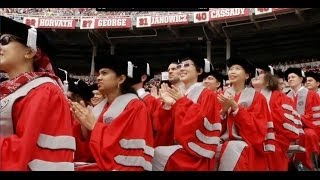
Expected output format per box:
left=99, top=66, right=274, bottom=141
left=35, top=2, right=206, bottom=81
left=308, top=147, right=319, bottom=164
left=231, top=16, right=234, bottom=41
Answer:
left=0, top=16, right=75, bottom=170
left=152, top=50, right=221, bottom=171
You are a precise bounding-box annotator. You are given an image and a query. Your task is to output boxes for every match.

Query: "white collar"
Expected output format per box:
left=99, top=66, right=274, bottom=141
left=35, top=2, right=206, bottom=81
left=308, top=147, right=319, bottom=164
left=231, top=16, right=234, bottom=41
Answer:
left=136, top=88, right=146, bottom=98
left=292, top=86, right=305, bottom=96
left=185, top=82, right=203, bottom=95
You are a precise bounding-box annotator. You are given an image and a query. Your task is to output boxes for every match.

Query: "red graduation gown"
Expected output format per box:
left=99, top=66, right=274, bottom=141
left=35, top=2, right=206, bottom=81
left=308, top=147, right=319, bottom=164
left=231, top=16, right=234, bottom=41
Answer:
left=74, top=96, right=154, bottom=171
left=0, top=83, right=75, bottom=170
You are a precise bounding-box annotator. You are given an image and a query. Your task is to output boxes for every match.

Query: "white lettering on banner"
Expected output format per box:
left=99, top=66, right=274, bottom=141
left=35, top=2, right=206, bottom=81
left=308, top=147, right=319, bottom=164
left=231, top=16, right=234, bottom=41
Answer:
left=150, top=14, right=188, bottom=26
left=210, top=8, right=248, bottom=20
left=95, top=18, right=132, bottom=29
left=97, top=19, right=126, bottom=27
left=38, top=19, right=75, bottom=29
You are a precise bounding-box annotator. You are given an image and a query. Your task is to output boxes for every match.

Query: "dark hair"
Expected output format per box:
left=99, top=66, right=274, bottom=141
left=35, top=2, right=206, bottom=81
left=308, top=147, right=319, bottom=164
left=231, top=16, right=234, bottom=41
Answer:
left=264, top=72, right=280, bottom=91
left=69, top=93, right=91, bottom=107
left=109, top=71, right=137, bottom=95
left=169, top=61, right=179, bottom=65
left=120, top=78, right=137, bottom=95
left=95, top=55, right=137, bottom=95
left=180, top=58, right=202, bottom=73
left=227, top=57, right=255, bottom=85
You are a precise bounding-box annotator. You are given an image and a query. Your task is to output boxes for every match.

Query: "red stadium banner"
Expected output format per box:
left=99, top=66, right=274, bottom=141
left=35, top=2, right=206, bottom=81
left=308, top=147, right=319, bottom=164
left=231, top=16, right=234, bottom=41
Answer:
left=272, top=8, right=292, bottom=13
left=37, top=18, right=76, bottom=29
left=254, top=8, right=273, bottom=15
left=80, top=18, right=95, bottom=29
left=136, top=14, right=189, bottom=28
left=94, top=17, right=132, bottom=29
left=23, top=17, right=39, bottom=27
left=255, top=8, right=292, bottom=16
left=193, top=12, right=209, bottom=23
left=209, top=8, right=250, bottom=21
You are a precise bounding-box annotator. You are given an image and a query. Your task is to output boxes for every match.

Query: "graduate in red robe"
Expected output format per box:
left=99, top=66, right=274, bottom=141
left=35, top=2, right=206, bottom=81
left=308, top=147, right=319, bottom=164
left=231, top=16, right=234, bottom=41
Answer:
left=202, top=64, right=225, bottom=94
left=152, top=51, right=221, bottom=171
left=285, top=67, right=320, bottom=170
left=71, top=55, right=154, bottom=171
left=217, top=57, right=269, bottom=171
left=252, top=65, right=300, bottom=170
left=0, top=16, right=75, bottom=171
left=305, top=71, right=320, bottom=97
left=129, top=60, right=162, bottom=146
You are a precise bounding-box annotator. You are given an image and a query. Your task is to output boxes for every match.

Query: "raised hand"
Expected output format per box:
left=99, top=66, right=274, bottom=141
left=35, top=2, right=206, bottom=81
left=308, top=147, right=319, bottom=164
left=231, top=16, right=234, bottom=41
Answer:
left=167, top=84, right=184, bottom=101
left=159, top=83, right=176, bottom=106
left=70, top=100, right=96, bottom=131
left=217, top=93, right=232, bottom=115
left=217, top=93, right=238, bottom=115
left=150, top=84, right=159, bottom=98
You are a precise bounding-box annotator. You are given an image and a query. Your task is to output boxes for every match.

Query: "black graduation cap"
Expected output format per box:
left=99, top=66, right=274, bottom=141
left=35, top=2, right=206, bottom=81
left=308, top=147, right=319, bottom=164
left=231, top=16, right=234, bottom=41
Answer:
left=95, top=54, right=128, bottom=77
left=227, top=57, right=256, bottom=79
left=0, top=16, right=55, bottom=58
left=305, top=71, right=320, bottom=82
left=284, top=67, right=305, bottom=81
left=0, top=16, right=31, bottom=46
left=256, top=64, right=273, bottom=74
left=128, top=58, right=153, bottom=85
left=178, top=48, right=205, bottom=72
left=203, top=70, right=225, bottom=89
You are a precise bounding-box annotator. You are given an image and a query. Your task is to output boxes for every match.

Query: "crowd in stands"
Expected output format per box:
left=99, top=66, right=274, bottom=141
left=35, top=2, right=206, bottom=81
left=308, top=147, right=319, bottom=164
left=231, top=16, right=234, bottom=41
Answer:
left=69, top=74, right=97, bottom=85
left=0, top=8, right=193, bottom=18
left=1, top=8, right=100, bottom=17
left=272, top=58, right=320, bottom=72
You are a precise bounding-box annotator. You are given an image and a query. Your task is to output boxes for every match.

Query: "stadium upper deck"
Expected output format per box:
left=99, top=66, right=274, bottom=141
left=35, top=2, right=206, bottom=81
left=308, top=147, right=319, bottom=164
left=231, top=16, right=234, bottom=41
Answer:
left=1, top=8, right=319, bottom=75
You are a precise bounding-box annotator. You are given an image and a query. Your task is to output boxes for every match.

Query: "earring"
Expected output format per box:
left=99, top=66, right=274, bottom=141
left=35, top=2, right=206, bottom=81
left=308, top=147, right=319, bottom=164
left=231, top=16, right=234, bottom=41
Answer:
left=117, top=83, right=120, bottom=89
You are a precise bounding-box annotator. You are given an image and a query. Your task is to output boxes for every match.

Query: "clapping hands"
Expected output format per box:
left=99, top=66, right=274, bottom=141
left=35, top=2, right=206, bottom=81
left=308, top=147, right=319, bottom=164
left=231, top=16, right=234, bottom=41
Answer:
left=159, top=83, right=184, bottom=106
left=217, top=92, right=238, bottom=115
left=69, top=100, right=96, bottom=131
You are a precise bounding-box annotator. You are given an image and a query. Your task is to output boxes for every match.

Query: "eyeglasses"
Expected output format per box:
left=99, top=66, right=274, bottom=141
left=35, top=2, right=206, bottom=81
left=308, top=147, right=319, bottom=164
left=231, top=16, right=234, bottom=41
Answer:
left=0, top=35, right=24, bottom=46
left=177, top=63, right=194, bottom=69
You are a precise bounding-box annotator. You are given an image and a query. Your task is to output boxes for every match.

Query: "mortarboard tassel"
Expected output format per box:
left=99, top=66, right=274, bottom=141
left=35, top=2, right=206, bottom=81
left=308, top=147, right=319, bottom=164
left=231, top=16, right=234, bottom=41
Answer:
left=204, top=58, right=210, bottom=73
left=27, top=27, right=37, bottom=52
left=147, top=63, right=150, bottom=76
left=268, top=65, right=274, bottom=75
left=301, top=70, right=305, bottom=78
left=127, top=61, right=133, bottom=78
